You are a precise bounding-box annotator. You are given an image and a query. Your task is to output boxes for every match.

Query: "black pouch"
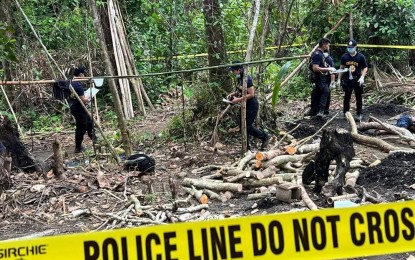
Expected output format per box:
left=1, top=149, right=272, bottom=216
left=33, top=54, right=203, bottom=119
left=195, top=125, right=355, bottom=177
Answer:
left=123, top=153, right=155, bottom=173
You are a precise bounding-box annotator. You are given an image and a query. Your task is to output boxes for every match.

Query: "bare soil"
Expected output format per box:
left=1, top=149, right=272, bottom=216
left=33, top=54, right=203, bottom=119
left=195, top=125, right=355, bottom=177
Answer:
left=1, top=97, right=415, bottom=259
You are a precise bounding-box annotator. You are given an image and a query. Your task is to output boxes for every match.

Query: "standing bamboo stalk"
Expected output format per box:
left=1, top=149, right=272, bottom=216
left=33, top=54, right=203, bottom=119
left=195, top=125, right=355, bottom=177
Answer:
left=241, top=0, right=261, bottom=153
left=88, top=0, right=132, bottom=157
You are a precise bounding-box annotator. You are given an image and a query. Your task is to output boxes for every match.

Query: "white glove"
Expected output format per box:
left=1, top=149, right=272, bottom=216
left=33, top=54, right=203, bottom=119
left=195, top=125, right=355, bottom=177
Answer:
left=330, top=82, right=336, bottom=90
left=336, top=79, right=341, bottom=87
left=358, top=76, right=364, bottom=86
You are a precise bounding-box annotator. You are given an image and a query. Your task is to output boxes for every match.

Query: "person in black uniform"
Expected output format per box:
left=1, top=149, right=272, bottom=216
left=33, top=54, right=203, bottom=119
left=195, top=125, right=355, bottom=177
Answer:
left=70, top=66, right=93, bottom=153
left=306, top=38, right=336, bottom=118
left=227, top=60, right=270, bottom=150
left=337, top=39, right=368, bottom=121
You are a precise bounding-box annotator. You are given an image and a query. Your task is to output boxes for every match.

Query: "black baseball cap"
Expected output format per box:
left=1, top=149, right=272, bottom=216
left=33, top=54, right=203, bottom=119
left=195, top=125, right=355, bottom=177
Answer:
left=347, top=39, right=358, bottom=47
left=74, top=66, right=87, bottom=76
left=229, top=60, right=243, bottom=71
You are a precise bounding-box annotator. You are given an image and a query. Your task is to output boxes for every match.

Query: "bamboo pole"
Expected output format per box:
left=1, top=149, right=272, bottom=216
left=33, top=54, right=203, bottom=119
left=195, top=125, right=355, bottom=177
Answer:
left=0, top=55, right=311, bottom=86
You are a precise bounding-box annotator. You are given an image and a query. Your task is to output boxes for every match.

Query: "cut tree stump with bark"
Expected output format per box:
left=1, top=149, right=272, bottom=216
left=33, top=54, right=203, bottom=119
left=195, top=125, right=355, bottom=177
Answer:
left=0, top=115, right=45, bottom=173
left=302, top=128, right=355, bottom=195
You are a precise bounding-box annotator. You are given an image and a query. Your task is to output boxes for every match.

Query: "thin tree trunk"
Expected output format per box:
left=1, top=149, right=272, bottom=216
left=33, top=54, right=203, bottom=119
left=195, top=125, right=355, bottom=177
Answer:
left=256, top=2, right=271, bottom=86
left=88, top=0, right=132, bottom=156
left=202, top=0, right=232, bottom=93
left=349, top=8, right=353, bottom=39
left=241, top=0, right=261, bottom=153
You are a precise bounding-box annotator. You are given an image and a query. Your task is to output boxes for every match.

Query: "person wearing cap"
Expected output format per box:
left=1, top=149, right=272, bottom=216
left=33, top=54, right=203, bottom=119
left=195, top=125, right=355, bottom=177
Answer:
left=306, top=38, right=336, bottom=118
left=337, top=39, right=368, bottom=121
left=227, top=60, right=270, bottom=150
left=70, top=66, right=93, bottom=153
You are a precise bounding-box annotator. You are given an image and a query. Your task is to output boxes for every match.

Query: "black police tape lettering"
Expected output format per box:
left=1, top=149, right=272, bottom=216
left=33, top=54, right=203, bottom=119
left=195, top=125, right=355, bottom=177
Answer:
left=251, top=221, right=284, bottom=256
left=0, top=245, right=47, bottom=259
left=187, top=225, right=243, bottom=259
left=350, top=207, right=415, bottom=246
left=84, top=233, right=177, bottom=260
left=293, top=215, right=341, bottom=252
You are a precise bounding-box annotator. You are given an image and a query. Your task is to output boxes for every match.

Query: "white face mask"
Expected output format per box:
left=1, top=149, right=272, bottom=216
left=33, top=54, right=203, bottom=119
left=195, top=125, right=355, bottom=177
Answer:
left=323, top=52, right=329, bottom=58
left=236, top=74, right=241, bottom=79
left=347, top=47, right=356, bottom=53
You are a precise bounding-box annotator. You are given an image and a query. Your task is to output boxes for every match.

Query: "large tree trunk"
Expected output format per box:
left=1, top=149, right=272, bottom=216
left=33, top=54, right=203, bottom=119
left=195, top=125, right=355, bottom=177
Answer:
left=0, top=115, right=44, bottom=173
left=88, top=0, right=132, bottom=156
left=202, top=0, right=232, bottom=93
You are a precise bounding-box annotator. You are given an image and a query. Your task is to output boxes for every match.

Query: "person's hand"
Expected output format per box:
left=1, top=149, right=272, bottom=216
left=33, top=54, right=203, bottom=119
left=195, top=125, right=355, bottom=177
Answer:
left=330, top=81, right=336, bottom=90
left=227, top=93, right=234, bottom=101
left=232, top=97, right=241, bottom=103
left=336, top=79, right=341, bottom=88
left=358, top=76, right=365, bottom=86
left=327, top=67, right=336, bottom=73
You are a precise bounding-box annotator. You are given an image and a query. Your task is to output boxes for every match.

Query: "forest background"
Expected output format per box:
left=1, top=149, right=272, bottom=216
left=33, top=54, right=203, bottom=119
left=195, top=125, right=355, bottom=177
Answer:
left=0, top=0, right=414, bottom=149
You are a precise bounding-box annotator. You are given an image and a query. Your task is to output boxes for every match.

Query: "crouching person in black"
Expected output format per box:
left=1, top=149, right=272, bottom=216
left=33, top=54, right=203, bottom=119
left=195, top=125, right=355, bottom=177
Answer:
left=227, top=60, right=270, bottom=150
left=70, top=66, right=94, bottom=153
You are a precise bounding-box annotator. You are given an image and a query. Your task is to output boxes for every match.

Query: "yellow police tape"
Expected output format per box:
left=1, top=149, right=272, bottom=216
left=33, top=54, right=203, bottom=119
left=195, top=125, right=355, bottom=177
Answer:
left=1, top=201, right=415, bottom=259
left=331, top=43, right=415, bottom=50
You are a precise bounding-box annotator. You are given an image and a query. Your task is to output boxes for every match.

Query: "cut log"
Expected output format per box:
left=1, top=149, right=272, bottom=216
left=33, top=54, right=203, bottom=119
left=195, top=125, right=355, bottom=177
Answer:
left=255, top=150, right=284, bottom=161
left=302, top=128, right=355, bottom=195
left=52, top=138, right=64, bottom=178
left=182, top=178, right=242, bottom=192
left=241, top=176, right=288, bottom=188
left=284, top=146, right=297, bottom=155
left=297, top=143, right=320, bottom=154
left=262, top=166, right=276, bottom=178
left=224, top=171, right=264, bottom=183
left=237, top=150, right=255, bottom=170
left=183, top=186, right=208, bottom=204
left=344, top=170, right=359, bottom=193
left=326, top=194, right=358, bottom=205
left=299, top=183, right=318, bottom=210
left=263, top=153, right=309, bottom=168
left=202, top=189, right=225, bottom=202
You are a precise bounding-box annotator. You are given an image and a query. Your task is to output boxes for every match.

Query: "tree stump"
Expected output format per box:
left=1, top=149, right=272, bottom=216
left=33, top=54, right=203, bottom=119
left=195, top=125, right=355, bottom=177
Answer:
left=302, top=128, right=355, bottom=195
left=0, top=115, right=43, bottom=173
left=0, top=150, right=12, bottom=195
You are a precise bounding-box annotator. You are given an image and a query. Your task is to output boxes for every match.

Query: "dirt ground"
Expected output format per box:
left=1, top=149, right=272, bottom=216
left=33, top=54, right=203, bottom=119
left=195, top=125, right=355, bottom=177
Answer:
left=1, top=95, right=415, bottom=259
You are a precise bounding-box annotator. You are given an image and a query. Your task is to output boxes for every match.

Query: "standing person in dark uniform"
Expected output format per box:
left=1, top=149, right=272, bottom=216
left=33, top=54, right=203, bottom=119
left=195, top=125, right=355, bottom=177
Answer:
left=305, top=38, right=336, bottom=118
left=337, top=39, right=368, bottom=121
left=70, top=66, right=93, bottom=153
left=227, top=60, right=270, bottom=150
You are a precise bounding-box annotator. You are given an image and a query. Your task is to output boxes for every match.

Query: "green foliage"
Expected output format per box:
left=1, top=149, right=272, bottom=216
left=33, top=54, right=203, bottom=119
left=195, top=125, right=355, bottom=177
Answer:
left=0, top=22, right=17, bottom=62
left=32, top=114, right=63, bottom=132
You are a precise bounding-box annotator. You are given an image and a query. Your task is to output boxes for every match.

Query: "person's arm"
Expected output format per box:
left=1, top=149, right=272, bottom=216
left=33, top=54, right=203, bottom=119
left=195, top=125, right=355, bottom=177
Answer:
left=232, top=87, right=254, bottom=103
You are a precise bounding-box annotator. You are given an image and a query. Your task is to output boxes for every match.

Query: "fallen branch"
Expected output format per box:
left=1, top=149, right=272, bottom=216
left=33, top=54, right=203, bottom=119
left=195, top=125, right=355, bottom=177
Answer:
left=182, top=178, right=243, bottom=192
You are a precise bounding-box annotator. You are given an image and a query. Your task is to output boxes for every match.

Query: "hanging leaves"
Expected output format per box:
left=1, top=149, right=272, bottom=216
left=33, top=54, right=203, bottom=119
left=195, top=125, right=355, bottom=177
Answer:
left=271, top=61, right=291, bottom=107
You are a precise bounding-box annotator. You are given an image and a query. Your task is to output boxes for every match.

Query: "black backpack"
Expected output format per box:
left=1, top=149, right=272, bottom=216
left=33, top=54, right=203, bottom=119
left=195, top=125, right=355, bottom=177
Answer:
left=52, top=80, right=71, bottom=100
left=123, top=153, right=155, bottom=173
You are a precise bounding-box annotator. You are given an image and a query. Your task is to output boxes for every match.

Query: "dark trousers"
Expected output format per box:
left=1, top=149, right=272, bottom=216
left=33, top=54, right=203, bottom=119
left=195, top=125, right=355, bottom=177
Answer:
left=343, top=80, right=363, bottom=114
left=310, top=81, right=330, bottom=113
left=239, top=105, right=266, bottom=148
left=70, top=106, right=93, bottom=148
